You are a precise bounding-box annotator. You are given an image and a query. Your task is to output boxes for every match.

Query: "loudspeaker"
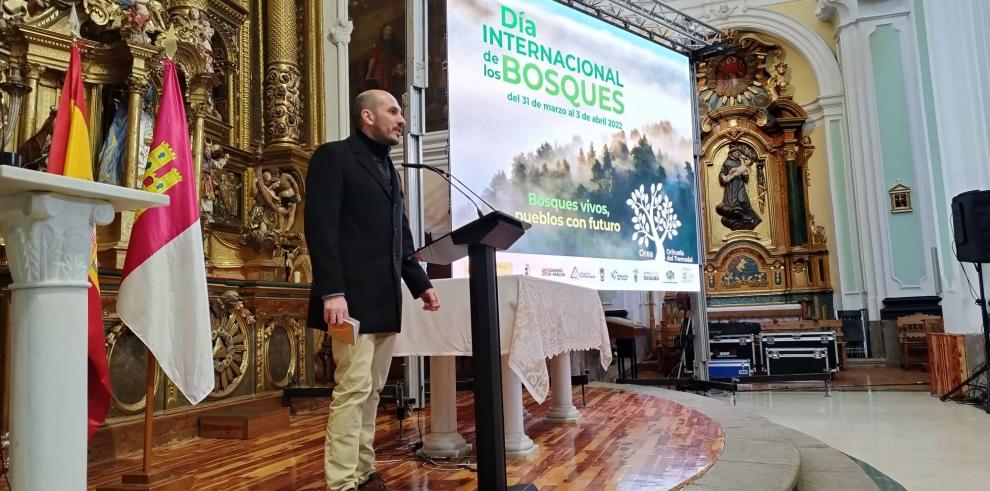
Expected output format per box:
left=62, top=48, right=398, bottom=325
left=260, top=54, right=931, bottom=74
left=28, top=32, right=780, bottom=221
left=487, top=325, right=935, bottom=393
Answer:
left=951, top=190, right=990, bottom=263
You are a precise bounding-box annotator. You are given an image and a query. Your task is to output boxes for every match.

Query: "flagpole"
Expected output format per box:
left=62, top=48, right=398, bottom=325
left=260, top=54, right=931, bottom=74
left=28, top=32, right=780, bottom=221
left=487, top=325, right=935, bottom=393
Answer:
left=142, top=353, right=158, bottom=475
left=98, top=348, right=191, bottom=489
left=95, top=26, right=194, bottom=490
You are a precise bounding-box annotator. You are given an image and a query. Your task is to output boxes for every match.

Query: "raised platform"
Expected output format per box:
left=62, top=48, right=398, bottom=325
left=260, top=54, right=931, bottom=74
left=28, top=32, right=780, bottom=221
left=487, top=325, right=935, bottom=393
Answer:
left=199, top=406, right=290, bottom=440
left=601, top=383, right=883, bottom=491
left=74, top=384, right=891, bottom=490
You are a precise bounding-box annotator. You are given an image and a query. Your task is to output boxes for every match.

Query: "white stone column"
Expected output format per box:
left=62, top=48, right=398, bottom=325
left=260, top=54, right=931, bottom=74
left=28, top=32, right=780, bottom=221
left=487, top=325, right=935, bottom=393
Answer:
left=819, top=94, right=868, bottom=313
left=418, top=356, right=471, bottom=458
left=501, top=355, right=535, bottom=457
left=818, top=0, right=940, bottom=319
left=324, top=0, right=352, bottom=140
left=545, top=352, right=580, bottom=423
left=0, top=193, right=114, bottom=491
left=0, top=166, right=166, bottom=491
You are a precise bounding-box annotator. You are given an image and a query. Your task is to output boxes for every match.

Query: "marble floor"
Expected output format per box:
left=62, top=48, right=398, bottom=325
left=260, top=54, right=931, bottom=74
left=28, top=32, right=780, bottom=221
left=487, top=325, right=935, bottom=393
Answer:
left=725, top=390, right=990, bottom=491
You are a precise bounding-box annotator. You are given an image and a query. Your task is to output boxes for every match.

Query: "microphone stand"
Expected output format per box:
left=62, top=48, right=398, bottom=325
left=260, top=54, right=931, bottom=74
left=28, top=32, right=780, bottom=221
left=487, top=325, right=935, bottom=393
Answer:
left=402, top=163, right=491, bottom=219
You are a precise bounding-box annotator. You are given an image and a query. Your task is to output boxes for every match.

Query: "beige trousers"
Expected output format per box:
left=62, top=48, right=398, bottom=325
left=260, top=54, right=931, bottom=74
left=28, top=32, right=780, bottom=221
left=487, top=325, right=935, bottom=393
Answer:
left=325, top=332, right=396, bottom=491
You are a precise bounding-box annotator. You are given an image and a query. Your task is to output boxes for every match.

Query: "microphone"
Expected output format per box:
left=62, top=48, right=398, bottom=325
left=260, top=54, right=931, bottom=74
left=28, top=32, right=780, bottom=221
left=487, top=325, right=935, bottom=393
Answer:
left=401, top=163, right=493, bottom=219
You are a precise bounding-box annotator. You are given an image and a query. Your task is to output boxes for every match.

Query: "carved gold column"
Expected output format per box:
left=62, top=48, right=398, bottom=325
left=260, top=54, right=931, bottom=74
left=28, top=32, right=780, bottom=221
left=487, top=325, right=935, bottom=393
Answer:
left=123, top=73, right=148, bottom=189
left=16, top=63, right=44, bottom=146
left=123, top=41, right=160, bottom=188
left=304, top=0, right=324, bottom=145
left=265, top=0, right=302, bottom=147
left=188, top=73, right=216, bottom=198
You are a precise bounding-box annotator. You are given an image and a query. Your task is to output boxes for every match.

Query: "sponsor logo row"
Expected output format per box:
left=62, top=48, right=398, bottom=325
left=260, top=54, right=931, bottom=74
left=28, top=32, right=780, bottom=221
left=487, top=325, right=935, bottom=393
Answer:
left=518, top=264, right=696, bottom=284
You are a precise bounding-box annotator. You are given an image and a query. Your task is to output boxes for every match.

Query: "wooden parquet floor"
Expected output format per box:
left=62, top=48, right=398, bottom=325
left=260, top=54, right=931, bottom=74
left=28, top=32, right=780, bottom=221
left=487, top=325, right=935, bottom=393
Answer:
left=78, top=386, right=723, bottom=490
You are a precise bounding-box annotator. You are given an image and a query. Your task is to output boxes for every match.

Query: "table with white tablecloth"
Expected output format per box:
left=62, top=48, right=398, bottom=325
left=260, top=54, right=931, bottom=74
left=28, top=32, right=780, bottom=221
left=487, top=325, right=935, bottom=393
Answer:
left=395, top=275, right=611, bottom=457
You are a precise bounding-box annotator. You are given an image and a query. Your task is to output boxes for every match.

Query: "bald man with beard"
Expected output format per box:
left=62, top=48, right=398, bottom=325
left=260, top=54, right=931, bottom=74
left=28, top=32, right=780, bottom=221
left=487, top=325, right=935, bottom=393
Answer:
left=305, top=90, right=440, bottom=491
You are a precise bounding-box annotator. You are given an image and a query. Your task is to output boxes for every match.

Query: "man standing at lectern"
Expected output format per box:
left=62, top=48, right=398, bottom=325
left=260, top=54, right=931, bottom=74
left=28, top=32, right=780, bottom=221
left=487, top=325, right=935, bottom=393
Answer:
left=305, top=89, right=440, bottom=491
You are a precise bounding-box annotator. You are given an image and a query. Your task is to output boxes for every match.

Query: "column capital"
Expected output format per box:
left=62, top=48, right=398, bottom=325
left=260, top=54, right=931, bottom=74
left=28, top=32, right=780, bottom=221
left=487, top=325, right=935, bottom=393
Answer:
left=817, top=0, right=911, bottom=30
left=0, top=193, right=114, bottom=288
left=127, top=72, right=150, bottom=92
left=20, top=62, right=47, bottom=81
left=816, top=0, right=854, bottom=25
left=328, top=18, right=354, bottom=47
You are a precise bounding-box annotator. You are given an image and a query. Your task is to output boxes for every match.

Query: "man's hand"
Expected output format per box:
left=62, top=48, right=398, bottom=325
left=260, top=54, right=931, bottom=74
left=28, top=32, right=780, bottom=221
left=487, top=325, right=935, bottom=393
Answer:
left=419, top=288, right=440, bottom=311
left=323, top=296, right=349, bottom=327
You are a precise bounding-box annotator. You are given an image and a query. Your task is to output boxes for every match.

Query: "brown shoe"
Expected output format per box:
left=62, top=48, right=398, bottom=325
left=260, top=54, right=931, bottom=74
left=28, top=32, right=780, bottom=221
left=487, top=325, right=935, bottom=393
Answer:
left=357, top=472, right=389, bottom=491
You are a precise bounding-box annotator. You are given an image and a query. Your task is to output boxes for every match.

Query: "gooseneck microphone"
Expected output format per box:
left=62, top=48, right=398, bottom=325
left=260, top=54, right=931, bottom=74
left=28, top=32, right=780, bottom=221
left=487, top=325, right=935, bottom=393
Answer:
left=401, top=163, right=494, bottom=219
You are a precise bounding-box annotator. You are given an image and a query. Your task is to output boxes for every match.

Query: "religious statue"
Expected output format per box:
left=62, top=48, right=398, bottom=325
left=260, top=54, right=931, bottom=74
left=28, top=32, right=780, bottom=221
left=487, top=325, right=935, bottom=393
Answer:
left=248, top=168, right=278, bottom=233
left=96, top=87, right=154, bottom=185
left=273, top=170, right=301, bottom=232
left=200, top=143, right=227, bottom=218
left=84, top=0, right=166, bottom=43
left=169, top=6, right=214, bottom=71
left=715, top=143, right=762, bottom=230
left=217, top=171, right=241, bottom=221
left=273, top=240, right=300, bottom=283
left=1, top=0, right=29, bottom=29
left=767, top=60, right=793, bottom=99
left=248, top=167, right=301, bottom=234
left=2, top=0, right=47, bottom=23
left=97, top=97, right=127, bottom=185
left=200, top=15, right=215, bottom=73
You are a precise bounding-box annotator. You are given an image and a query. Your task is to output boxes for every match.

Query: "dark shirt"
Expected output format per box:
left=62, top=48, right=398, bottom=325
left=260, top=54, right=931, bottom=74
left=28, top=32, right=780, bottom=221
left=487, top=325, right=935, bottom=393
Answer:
left=357, top=130, right=392, bottom=193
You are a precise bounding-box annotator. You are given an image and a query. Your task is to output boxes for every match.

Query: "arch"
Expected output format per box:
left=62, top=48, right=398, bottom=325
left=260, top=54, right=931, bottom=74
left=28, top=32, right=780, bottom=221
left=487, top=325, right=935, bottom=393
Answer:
left=710, top=8, right=843, bottom=98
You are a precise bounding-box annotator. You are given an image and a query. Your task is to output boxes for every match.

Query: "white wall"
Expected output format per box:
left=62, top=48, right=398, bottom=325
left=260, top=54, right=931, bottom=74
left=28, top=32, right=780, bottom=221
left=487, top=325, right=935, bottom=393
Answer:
left=922, top=0, right=990, bottom=334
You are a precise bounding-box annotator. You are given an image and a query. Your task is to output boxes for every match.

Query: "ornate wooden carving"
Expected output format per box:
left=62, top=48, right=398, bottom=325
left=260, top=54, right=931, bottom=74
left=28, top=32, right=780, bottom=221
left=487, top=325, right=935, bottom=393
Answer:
left=697, top=33, right=832, bottom=313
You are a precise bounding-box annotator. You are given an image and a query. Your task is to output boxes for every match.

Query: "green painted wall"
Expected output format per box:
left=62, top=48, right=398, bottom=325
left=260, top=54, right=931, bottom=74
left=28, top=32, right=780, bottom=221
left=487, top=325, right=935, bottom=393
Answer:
left=870, top=25, right=926, bottom=286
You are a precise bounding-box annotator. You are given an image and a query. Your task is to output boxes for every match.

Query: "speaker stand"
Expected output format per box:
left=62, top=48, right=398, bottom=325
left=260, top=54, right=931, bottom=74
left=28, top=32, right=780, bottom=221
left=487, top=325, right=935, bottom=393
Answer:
left=940, top=263, right=990, bottom=413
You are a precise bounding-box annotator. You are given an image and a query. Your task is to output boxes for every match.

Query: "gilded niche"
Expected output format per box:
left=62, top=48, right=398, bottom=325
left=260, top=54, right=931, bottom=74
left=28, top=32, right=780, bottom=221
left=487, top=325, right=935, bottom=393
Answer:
left=697, top=32, right=832, bottom=308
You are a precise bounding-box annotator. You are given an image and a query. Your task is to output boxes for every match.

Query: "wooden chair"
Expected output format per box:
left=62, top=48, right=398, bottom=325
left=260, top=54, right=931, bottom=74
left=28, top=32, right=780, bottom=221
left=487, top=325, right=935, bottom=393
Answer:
left=896, top=314, right=943, bottom=370
left=650, top=321, right=683, bottom=375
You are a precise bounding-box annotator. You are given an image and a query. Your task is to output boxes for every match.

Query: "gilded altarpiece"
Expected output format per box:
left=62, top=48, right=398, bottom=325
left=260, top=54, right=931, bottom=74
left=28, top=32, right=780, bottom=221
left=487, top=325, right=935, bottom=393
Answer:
left=697, top=33, right=833, bottom=318
left=0, top=0, right=324, bottom=441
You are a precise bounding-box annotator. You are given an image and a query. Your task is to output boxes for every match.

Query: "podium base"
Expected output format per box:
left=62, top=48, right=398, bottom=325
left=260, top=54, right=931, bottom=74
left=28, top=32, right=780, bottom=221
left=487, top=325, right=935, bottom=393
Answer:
left=95, top=470, right=193, bottom=490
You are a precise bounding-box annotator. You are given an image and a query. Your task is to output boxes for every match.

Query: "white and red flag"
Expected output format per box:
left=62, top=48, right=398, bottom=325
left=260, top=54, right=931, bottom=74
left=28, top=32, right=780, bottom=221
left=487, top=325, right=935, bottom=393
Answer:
left=118, top=59, right=214, bottom=404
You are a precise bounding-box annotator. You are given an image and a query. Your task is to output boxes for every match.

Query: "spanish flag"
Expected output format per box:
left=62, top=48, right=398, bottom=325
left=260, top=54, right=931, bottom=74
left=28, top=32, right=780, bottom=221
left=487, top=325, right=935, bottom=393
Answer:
left=46, top=42, right=111, bottom=439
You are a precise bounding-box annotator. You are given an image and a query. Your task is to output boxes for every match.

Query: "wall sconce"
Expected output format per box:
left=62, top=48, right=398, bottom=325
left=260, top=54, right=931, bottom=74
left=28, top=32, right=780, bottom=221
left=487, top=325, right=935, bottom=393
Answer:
left=0, top=65, right=33, bottom=166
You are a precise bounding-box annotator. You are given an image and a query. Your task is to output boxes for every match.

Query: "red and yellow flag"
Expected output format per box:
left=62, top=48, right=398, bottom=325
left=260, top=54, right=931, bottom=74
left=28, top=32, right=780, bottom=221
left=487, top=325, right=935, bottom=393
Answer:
left=46, top=42, right=111, bottom=439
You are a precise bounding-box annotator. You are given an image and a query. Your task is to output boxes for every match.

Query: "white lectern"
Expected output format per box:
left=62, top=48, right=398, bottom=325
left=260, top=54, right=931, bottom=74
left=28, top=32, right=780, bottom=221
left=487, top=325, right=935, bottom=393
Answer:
left=0, top=166, right=169, bottom=491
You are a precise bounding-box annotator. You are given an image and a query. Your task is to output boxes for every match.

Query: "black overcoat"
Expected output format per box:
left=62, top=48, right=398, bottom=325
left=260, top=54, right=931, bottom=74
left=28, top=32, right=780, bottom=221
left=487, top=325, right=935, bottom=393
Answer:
left=304, top=134, right=432, bottom=333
